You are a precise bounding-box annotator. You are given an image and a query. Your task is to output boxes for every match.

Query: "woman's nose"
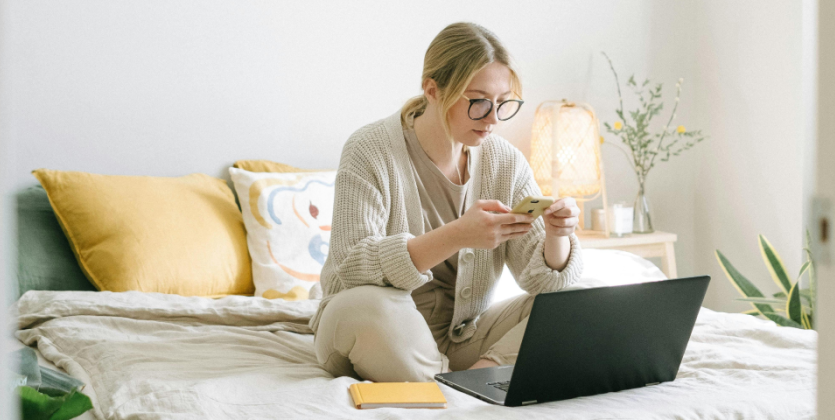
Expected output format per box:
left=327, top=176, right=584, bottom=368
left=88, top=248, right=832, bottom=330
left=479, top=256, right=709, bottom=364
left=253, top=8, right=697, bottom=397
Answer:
left=484, top=106, right=500, bottom=124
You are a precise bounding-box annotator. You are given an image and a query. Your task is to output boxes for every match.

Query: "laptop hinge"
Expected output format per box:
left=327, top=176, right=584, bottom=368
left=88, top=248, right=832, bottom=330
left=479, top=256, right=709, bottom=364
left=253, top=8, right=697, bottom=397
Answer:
left=521, top=400, right=538, bottom=406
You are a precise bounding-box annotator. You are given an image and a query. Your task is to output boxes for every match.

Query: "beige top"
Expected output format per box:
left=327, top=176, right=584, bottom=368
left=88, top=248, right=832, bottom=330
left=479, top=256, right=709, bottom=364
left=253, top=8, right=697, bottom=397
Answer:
left=402, top=111, right=469, bottom=292
left=310, top=109, right=584, bottom=344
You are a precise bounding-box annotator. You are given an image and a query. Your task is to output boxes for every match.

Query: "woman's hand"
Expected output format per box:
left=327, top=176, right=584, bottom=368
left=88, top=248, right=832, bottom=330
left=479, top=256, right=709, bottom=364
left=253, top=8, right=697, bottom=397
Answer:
left=542, top=197, right=580, bottom=237
left=451, top=200, right=534, bottom=249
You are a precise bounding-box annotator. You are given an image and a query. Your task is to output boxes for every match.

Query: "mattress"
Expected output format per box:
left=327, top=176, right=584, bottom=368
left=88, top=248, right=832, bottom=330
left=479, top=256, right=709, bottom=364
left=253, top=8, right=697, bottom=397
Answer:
left=8, top=250, right=818, bottom=419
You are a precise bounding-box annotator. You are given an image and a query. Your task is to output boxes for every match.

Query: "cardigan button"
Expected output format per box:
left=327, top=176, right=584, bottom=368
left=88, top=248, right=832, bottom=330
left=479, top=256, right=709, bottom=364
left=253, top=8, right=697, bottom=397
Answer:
left=463, top=251, right=475, bottom=262
left=460, top=286, right=472, bottom=299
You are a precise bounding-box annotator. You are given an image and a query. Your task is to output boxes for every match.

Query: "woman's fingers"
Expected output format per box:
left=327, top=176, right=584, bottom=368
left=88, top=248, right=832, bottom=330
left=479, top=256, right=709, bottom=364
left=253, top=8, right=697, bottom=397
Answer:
left=501, top=222, right=533, bottom=235
left=478, top=199, right=511, bottom=213
left=544, top=197, right=578, bottom=216
left=493, top=212, right=535, bottom=225
left=547, top=216, right=579, bottom=228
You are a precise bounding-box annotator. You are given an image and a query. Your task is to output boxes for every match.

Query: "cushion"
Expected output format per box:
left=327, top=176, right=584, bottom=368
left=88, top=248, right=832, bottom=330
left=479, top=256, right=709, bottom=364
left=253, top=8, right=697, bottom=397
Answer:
left=228, top=167, right=335, bottom=300
left=492, top=249, right=668, bottom=303
left=233, top=160, right=315, bottom=173
left=31, top=169, right=254, bottom=298
left=14, top=185, right=96, bottom=302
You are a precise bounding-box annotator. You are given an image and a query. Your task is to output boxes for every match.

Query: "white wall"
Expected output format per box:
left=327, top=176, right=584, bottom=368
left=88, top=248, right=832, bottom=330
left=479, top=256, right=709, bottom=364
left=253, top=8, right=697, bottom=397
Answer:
left=691, top=1, right=810, bottom=313
left=0, top=0, right=810, bottom=316
left=4, top=0, right=670, bottom=187
left=4, top=0, right=706, bottom=287
left=0, top=0, right=17, bottom=417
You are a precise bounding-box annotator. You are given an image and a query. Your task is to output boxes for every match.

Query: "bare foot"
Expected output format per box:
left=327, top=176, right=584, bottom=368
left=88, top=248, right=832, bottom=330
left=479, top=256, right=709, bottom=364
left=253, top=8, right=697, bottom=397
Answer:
left=468, top=358, right=500, bottom=370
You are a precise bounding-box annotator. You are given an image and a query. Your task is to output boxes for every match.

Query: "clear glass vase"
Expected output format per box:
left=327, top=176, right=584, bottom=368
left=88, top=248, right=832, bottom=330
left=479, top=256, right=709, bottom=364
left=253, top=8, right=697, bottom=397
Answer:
left=633, top=182, right=654, bottom=234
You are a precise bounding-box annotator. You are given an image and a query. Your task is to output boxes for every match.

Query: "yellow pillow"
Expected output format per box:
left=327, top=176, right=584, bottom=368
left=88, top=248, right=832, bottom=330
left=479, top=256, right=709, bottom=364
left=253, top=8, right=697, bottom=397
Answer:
left=32, top=169, right=254, bottom=298
left=233, top=160, right=323, bottom=173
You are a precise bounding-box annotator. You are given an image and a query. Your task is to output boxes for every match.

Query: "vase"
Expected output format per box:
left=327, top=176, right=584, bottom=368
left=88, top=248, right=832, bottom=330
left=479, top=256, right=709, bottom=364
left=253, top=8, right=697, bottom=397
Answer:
left=633, top=182, right=654, bottom=234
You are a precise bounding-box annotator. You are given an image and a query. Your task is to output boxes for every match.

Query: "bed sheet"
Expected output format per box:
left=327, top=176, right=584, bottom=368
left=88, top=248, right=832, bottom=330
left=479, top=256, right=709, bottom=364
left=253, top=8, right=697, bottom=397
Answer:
left=12, top=285, right=816, bottom=420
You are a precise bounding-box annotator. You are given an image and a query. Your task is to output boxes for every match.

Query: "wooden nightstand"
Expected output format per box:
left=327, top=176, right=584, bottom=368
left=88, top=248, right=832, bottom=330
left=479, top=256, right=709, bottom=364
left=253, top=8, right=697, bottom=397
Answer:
left=575, top=230, right=678, bottom=278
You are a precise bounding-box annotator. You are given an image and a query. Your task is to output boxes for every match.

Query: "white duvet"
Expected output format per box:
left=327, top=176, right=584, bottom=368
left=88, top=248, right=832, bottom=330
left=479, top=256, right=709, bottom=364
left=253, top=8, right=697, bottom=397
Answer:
left=12, top=250, right=817, bottom=420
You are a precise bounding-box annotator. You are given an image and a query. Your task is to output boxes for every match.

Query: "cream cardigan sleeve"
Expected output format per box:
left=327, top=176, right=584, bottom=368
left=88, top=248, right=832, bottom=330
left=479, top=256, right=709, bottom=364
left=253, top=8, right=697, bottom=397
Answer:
left=321, top=156, right=433, bottom=293
left=504, top=156, right=584, bottom=295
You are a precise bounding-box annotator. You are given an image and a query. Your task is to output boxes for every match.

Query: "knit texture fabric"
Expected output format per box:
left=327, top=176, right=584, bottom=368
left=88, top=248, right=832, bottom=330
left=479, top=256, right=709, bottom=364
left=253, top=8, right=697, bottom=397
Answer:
left=310, top=110, right=584, bottom=343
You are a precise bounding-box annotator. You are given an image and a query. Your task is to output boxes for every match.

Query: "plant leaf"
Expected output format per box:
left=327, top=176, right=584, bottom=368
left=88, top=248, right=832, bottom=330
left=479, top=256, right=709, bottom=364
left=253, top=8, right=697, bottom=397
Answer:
left=762, top=312, right=804, bottom=329
left=759, top=234, right=792, bottom=294
left=806, top=229, right=817, bottom=317
left=742, top=309, right=760, bottom=316
left=786, top=280, right=803, bottom=325
left=801, top=310, right=812, bottom=330
left=798, top=261, right=810, bottom=281
left=735, top=297, right=786, bottom=305
left=773, top=291, right=786, bottom=298
left=715, top=250, right=774, bottom=315
left=18, top=386, right=63, bottom=420
left=48, top=390, right=93, bottom=420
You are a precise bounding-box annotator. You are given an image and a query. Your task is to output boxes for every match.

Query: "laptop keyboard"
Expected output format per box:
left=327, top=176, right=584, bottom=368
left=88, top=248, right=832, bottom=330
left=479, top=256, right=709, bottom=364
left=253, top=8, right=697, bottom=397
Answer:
left=487, top=380, right=511, bottom=392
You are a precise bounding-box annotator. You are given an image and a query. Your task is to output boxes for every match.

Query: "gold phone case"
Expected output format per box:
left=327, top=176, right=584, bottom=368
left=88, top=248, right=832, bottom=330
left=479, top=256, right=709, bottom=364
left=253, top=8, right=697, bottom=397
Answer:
left=510, top=196, right=555, bottom=219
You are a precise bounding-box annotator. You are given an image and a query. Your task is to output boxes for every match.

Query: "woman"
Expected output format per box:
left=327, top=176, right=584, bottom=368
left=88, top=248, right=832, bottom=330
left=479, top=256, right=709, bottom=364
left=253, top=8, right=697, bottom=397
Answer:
left=311, top=22, right=583, bottom=382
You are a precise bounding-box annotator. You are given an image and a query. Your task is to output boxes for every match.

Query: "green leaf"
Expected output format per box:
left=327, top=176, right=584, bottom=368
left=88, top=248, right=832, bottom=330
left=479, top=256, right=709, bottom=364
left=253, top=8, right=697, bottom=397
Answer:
left=18, top=386, right=63, bottom=420
left=773, top=291, right=786, bottom=298
left=759, top=234, right=792, bottom=294
left=735, top=297, right=786, bottom=305
left=715, top=250, right=774, bottom=315
left=805, top=229, right=817, bottom=317
left=742, top=309, right=760, bottom=316
left=798, top=261, right=810, bottom=280
left=762, top=312, right=804, bottom=329
left=16, top=386, right=93, bottom=420
left=802, top=310, right=812, bottom=330
left=786, top=280, right=803, bottom=325
left=48, top=390, right=93, bottom=420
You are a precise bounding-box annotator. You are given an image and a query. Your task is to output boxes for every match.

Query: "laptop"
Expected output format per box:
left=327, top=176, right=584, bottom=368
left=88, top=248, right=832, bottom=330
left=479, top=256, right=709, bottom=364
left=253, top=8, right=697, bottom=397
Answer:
left=435, top=275, right=710, bottom=406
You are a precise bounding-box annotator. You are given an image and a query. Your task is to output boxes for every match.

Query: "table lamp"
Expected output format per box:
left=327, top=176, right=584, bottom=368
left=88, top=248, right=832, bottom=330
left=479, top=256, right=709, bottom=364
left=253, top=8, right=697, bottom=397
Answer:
left=529, top=100, right=609, bottom=236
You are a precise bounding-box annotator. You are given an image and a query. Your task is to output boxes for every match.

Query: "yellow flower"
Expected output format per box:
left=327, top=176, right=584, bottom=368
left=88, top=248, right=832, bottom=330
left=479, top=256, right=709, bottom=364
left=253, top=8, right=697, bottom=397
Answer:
left=677, top=125, right=686, bottom=133
left=614, top=121, right=623, bottom=130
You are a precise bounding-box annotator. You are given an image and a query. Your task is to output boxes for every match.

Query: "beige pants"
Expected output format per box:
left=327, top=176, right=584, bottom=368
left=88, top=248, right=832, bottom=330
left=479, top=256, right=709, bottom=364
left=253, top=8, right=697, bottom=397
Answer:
left=314, top=285, right=534, bottom=382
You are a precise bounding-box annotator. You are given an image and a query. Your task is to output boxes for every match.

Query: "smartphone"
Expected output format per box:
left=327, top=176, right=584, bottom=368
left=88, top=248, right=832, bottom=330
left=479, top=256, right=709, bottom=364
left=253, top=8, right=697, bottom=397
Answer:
left=510, top=196, right=555, bottom=219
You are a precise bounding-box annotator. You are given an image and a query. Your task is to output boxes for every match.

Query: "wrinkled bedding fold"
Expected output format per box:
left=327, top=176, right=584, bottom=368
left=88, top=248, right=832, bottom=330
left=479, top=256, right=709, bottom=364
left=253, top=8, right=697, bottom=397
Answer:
left=13, top=290, right=817, bottom=420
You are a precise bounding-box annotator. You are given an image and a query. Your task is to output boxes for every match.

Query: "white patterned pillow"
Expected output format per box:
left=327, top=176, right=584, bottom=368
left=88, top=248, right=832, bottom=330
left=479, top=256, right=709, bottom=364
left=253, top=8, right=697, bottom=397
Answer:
left=229, top=167, right=335, bottom=300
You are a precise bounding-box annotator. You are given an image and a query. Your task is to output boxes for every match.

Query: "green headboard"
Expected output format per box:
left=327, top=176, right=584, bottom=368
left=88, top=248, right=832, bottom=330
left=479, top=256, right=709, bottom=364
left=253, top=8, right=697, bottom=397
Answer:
left=13, top=185, right=96, bottom=302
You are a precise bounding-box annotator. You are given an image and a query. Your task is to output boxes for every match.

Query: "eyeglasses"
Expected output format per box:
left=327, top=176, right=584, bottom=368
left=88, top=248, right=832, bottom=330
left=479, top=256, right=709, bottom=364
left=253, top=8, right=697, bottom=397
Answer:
left=461, top=94, right=524, bottom=121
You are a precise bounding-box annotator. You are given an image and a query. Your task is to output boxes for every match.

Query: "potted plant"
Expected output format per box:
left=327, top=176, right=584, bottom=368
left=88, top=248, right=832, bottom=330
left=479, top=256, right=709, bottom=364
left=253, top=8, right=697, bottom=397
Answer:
left=715, top=230, right=817, bottom=329
left=601, top=52, right=707, bottom=233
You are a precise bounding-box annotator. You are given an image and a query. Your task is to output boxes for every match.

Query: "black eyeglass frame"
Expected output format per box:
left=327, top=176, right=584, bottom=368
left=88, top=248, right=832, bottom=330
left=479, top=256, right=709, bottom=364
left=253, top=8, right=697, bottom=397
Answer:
left=461, top=94, right=525, bottom=121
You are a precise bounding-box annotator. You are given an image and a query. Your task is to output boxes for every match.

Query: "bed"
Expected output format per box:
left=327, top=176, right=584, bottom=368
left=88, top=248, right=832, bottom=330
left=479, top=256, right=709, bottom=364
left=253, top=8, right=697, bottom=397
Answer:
left=7, top=185, right=818, bottom=419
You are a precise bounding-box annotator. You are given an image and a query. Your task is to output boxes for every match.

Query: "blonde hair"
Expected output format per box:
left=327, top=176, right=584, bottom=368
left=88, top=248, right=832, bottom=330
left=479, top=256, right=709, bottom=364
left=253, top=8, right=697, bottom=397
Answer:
left=401, top=22, right=523, bottom=141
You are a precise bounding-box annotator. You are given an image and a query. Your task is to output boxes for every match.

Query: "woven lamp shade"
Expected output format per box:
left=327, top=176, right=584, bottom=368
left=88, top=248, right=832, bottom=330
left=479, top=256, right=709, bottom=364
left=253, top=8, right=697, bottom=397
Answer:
left=530, top=101, right=603, bottom=198
left=530, top=100, right=608, bottom=234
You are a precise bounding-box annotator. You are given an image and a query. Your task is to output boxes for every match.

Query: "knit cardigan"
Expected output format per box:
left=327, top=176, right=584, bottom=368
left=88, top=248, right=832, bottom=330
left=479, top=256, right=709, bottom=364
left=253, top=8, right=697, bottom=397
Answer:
left=310, top=110, right=584, bottom=343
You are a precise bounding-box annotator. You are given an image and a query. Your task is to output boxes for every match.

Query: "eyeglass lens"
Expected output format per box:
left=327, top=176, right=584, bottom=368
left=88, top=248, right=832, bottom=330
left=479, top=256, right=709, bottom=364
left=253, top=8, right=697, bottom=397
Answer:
left=468, top=99, right=521, bottom=121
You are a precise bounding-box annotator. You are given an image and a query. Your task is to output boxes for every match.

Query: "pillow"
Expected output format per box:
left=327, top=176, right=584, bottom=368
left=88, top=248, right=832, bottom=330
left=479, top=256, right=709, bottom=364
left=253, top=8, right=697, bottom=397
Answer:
left=233, top=160, right=315, bottom=173
left=32, top=169, right=254, bottom=298
left=228, top=167, right=335, bottom=301
left=13, top=185, right=96, bottom=303
left=491, top=249, right=668, bottom=303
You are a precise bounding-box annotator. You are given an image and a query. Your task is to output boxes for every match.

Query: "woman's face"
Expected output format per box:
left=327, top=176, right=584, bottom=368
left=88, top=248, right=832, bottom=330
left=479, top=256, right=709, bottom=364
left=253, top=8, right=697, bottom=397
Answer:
left=448, top=62, right=514, bottom=147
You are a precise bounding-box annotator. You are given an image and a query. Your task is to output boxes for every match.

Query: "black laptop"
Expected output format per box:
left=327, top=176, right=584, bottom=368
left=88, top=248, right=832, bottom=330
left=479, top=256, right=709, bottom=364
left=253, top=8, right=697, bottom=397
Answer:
left=435, top=276, right=710, bottom=406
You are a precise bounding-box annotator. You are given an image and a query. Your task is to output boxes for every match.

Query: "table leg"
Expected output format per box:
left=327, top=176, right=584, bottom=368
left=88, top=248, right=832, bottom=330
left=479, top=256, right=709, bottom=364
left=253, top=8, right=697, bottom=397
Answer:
left=662, top=241, right=678, bottom=278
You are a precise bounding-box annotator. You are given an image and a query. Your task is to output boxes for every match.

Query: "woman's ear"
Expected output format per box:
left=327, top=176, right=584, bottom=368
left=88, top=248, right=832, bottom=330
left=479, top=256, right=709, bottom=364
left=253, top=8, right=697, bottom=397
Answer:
left=422, top=78, right=439, bottom=104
